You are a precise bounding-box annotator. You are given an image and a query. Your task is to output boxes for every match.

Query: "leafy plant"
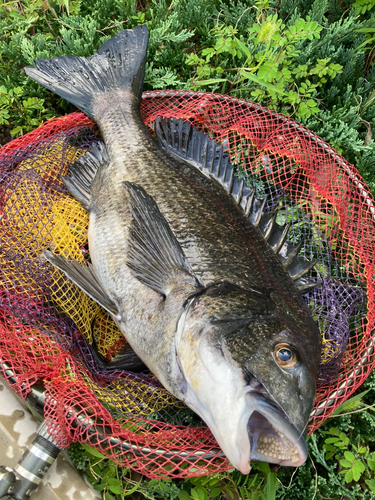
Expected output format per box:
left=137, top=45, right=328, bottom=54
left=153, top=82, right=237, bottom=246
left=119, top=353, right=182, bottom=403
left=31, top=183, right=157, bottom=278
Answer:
left=0, top=84, right=50, bottom=135
left=353, top=0, right=375, bottom=15
left=323, top=427, right=369, bottom=483
left=69, top=443, right=143, bottom=499
left=68, top=442, right=281, bottom=500
left=185, top=9, right=345, bottom=119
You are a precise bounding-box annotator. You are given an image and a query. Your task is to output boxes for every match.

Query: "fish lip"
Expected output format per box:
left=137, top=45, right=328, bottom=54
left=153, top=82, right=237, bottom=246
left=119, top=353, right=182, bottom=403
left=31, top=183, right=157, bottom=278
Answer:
left=246, top=391, right=308, bottom=467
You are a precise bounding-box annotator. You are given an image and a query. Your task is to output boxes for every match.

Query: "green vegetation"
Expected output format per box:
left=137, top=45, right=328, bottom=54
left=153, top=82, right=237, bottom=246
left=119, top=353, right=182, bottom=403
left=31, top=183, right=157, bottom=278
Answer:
left=0, top=0, right=374, bottom=191
left=1, top=0, right=375, bottom=497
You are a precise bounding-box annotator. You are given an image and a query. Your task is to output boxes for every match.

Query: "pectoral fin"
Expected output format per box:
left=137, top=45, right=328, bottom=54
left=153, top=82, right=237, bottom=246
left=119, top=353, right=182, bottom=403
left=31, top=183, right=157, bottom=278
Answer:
left=44, top=250, right=121, bottom=319
left=124, top=181, right=201, bottom=296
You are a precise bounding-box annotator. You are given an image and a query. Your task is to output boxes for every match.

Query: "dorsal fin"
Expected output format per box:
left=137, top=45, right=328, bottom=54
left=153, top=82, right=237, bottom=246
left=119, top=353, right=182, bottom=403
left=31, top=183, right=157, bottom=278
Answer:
left=155, top=117, right=319, bottom=292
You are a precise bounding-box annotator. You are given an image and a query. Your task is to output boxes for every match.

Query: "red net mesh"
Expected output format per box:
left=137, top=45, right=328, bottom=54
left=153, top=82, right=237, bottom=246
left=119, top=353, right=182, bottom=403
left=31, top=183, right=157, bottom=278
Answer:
left=0, top=90, right=374, bottom=477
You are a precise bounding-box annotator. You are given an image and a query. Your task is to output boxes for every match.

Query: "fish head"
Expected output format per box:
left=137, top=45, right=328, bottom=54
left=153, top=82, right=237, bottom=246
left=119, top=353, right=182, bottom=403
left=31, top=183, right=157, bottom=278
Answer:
left=175, top=281, right=321, bottom=474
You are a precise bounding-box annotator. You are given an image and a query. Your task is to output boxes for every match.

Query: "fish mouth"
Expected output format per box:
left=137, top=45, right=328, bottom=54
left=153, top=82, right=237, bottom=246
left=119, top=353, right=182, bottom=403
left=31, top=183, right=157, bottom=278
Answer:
left=246, top=391, right=308, bottom=467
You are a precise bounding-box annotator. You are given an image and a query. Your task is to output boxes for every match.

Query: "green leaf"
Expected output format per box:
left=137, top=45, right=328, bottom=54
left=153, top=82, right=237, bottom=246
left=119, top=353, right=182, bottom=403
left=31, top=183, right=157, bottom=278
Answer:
left=356, top=38, right=375, bottom=51
left=330, top=390, right=369, bottom=416
left=196, top=486, right=208, bottom=500
left=352, top=465, right=362, bottom=482
left=344, top=451, right=355, bottom=462
left=340, top=433, right=350, bottom=445
left=354, top=460, right=366, bottom=473
left=365, top=479, right=375, bottom=492
left=192, top=78, right=228, bottom=86
left=339, top=459, right=353, bottom=468
left=0, top=110, right=10, bottom=124
left=298, top=102, right=309, bottom=116
left=94, top=483, right=107, bottom=492
left=109, top=484, right=123, bottom=495
left=107, top=478, right=121, bottom=486
left=210, top=487, right=223, bottom=498
left=344, top=469, right=353, bottom=483
left=266, top=471, right=277, bottom=500
left=190, top=478, right=202, bottom=486
left=223, top=487, right=234, bottom=499
left=81, top=444, right=106, bottom=459
left=239, top=70, right=286, bottom=94
left=257, top=61, right=279, bottom=81
left=253, top=461, right=271, bottom=474
left=104, top=466, right=116, bottom=478
left=104, top=493, right=115, bottom=500
left=191, top=487, right=204, bottom=500
left=178, top=491, right=192, bottom=500
left=306, top=99, right=317, bottom=107
left=235, top=37, right=251, bottom=58
left=123, top=478, right=142, bottom=496
left=10, top=126, right=23, bottom=136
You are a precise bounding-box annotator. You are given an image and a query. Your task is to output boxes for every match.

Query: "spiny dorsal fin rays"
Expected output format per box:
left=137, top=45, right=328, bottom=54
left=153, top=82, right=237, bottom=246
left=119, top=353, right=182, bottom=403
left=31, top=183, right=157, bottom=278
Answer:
left=237, top=186, right=319, bottom=291
left=155, top=117, right=318, bottom=292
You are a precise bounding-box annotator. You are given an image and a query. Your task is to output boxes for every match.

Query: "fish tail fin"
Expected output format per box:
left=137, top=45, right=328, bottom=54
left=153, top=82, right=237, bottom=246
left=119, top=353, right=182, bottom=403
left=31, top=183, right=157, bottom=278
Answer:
left=24, top=25, right=149, bottom=119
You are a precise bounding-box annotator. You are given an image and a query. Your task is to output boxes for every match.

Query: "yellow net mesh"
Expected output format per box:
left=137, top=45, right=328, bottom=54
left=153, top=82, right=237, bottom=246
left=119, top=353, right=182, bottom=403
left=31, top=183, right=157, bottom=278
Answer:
left=1, top=140, right=124, bottom=358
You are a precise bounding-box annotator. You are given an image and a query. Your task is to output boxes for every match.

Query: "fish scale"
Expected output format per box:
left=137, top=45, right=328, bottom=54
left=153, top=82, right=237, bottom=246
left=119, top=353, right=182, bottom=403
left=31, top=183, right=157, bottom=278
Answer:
left=25, top=25, right=321, bottom=473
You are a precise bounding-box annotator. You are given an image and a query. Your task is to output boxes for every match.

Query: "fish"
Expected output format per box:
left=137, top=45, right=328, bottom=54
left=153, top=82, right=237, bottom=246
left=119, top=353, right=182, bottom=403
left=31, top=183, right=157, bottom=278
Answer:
left=24, top=25, right=322, bottom=474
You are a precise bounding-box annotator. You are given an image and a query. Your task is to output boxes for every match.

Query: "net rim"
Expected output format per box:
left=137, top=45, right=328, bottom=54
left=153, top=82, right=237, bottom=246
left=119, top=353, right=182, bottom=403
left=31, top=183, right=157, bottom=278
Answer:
left=0, top=89, right=374, bottom=452
left=140, top=90, right=375, bottom=427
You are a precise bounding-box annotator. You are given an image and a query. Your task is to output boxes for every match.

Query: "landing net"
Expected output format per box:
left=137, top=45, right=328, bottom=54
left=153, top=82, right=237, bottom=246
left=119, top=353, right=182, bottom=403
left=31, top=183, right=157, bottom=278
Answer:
left=0, top=91, right=373, bottom=477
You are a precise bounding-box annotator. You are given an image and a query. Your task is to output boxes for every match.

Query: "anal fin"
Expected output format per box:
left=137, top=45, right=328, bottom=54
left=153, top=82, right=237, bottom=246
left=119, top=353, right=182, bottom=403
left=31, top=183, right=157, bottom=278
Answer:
left=90, top=321, right=147, bottom=373
left=44, top=250, right=121, bottom=319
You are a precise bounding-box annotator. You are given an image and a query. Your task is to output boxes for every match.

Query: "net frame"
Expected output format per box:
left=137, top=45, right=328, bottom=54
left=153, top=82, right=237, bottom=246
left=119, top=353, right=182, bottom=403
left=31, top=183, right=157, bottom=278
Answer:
left=0, top=90, right=374, bottom=477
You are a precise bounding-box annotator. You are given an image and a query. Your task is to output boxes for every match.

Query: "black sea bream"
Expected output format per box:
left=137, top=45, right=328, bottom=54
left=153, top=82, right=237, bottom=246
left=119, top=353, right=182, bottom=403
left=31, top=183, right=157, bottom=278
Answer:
left=25, top=25, right=321, bottom=474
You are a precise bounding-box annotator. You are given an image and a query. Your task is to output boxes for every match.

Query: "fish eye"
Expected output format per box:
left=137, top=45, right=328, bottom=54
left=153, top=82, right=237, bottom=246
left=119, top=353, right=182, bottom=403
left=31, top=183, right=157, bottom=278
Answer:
left=274, top=343, right=298, bottom=369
